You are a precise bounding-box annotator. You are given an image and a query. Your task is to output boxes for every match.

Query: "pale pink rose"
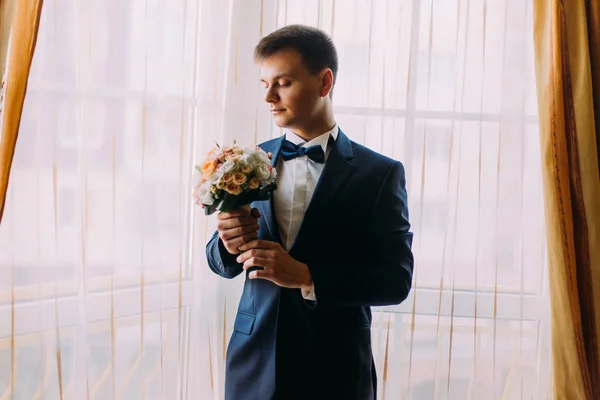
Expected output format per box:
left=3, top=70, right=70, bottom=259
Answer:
left=224, top=183, right=242, bottom=195
left=225, top=154, right=241, bottom=162
left=248, top=177, right=260, bottom=190
left=267, top=152, right=273, bottom=159
left=193, top=185, right=201, bottom=203
left=232, top=172, right=247, bottom=185
left=194, top=185, right=214, bottom=205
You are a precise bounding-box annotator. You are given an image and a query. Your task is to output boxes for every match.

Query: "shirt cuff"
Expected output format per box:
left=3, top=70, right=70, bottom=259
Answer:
left=301, top=286, right=317, bottom=301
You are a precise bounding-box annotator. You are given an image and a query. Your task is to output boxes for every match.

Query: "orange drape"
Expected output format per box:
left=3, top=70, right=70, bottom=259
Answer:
left=0, top=0, right=44, bottom=222
left=533, top=0, right=600, bottom=398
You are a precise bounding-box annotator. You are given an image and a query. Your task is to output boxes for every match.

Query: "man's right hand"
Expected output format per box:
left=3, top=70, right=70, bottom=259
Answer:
left=216, top=206, right=261, bottom=255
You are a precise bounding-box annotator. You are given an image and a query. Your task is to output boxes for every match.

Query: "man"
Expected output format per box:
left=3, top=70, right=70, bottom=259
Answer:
left=206, top=24, right=413, bottom=400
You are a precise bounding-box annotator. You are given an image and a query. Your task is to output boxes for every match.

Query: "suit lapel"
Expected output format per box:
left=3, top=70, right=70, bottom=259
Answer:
left=255, top=136, right=284, bottom=244
left=289, top=130, right=355, bottom=252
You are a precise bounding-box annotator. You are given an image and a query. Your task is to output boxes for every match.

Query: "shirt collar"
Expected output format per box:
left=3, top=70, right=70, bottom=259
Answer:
left=285, top=124, right=339, bottom=153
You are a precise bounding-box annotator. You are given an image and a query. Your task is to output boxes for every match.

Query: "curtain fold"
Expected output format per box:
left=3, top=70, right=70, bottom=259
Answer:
left=0, top=0, right=16, bottom=81
left=533, top=0, right=600, bottom=398
left=0, top=0, right=44, bottom=223
left=586, top=0, right=600, bottom=173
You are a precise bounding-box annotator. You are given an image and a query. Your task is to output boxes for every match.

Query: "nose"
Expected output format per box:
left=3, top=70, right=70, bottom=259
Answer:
left=264, top=86, right=278, bottom=104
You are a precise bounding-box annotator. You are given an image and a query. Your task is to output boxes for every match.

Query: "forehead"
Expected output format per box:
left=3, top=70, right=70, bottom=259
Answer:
left=259, top=48, right=309, bottom=80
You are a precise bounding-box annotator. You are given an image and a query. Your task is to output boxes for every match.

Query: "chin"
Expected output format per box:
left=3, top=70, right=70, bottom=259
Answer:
left=273, top=115, right=292, bottom=128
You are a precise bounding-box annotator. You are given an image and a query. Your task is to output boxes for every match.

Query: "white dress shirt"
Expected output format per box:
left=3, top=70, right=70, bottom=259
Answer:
left=273, top=125, right=339, bottom=301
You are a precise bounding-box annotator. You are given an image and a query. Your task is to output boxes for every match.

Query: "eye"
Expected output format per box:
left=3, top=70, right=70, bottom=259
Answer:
left=278, top=81, right=291, bottom=87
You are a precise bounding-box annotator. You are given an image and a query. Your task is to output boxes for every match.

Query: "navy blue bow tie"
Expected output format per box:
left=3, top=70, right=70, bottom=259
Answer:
left=280, top=140, right=326, bottom=163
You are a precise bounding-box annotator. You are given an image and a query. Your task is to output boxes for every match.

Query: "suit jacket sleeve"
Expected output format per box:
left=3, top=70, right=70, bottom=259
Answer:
left=309, top=161, right=414, bottom=307
left=206, top=230, right=244, bottom=279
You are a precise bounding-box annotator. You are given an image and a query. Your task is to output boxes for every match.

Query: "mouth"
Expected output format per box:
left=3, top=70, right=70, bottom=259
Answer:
left=270, top=109, right=285, bottom=114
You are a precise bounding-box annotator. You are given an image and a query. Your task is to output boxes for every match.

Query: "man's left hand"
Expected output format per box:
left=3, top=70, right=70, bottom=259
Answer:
left=237, top=240, right=313, bottom=290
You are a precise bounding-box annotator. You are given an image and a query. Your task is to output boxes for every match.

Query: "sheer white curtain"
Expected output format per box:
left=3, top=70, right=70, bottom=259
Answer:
left=0, top=0, right=550, bottom=399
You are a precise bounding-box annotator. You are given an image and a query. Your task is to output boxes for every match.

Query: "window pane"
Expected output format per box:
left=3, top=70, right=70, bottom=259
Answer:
left=407, top=118, right=544, bottom=293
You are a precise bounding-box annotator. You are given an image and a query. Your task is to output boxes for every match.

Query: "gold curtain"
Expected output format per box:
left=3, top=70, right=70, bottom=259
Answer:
left=588, top=1, right=600, bottom=165
left=0, top=0, right=44, bottom=222
left=0, top=0, right=16, bottom=80
left=533, top=0, right=600, bottom=398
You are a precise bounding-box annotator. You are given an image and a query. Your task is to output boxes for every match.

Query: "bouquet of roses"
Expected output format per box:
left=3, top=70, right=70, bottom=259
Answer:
left=193, top=142, right=277, bottom=215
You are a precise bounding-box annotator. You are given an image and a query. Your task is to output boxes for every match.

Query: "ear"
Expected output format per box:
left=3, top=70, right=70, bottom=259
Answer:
left=319, top=69, right=334, bottom=98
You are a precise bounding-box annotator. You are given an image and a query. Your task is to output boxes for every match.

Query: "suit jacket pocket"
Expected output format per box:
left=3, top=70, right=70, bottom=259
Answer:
left=233, top=311, right=255, bottom=335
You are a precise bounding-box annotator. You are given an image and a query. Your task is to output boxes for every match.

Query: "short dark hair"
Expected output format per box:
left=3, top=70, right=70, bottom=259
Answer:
left=254, top=24, right=338, bottom=95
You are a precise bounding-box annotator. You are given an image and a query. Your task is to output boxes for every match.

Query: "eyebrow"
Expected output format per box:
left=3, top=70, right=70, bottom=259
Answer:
left=260, top=74, right=293, bottom=83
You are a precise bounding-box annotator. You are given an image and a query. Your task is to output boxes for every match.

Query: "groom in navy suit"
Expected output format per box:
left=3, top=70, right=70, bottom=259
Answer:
left=206, top=24, right=413, bottom=400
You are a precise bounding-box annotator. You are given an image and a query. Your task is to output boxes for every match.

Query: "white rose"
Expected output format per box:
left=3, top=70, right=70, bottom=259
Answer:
left=255, top=149, right=270, bottom=164
left=255, top=164, right=271, bottom=181
left=221, top=160, right=235, bottom=173
left=198, top=185, right=215, bottom=205
left=209, top=166, right=225, bottom=184
left=241, top=153, right=261, bottom=168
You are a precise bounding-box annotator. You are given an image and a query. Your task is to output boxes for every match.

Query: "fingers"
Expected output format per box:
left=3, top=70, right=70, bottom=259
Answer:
left=220, top=223, right=260, bottom=241
left=242, top=256, right=270, bottom=271
left=217, top=216, right=258, bottom=231
left=238, top=240, right=280, bottom=252
left=250, top=207, right=262, bottom=218
left=217, top=207, right=252, bottom=220
left=230, top=232, right=259, bottom=249
left=217, top=206, right=261, bottom=219
left=222, top=232, right=259, bottom=255
left=249, top=269, right=272, bottom=280
left=236, top=249, right=269, bottom=264
left=216, top=206, right=265, bottom=256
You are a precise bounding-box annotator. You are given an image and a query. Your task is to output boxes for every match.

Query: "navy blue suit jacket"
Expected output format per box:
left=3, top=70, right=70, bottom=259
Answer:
left=206, top=129, right=413, bottom=400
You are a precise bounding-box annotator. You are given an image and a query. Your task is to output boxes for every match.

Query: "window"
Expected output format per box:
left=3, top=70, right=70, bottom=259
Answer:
left=0, top=5, right=200, bottom=397
left=1, top=0, right=548, bottom=398
left=279, top=0, right=547, bottom=397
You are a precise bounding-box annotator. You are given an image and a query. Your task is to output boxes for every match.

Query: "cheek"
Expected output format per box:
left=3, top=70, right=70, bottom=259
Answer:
left=285, top=88, right=317, bottom=115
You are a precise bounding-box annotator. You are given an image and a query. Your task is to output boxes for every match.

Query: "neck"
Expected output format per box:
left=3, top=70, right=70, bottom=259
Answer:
left=289, top=104, right=336, bottom=142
